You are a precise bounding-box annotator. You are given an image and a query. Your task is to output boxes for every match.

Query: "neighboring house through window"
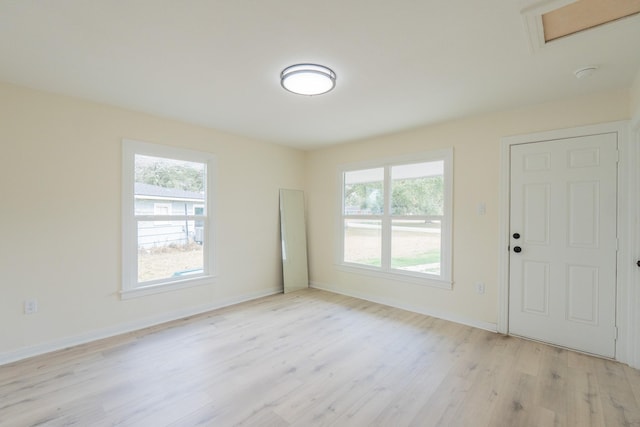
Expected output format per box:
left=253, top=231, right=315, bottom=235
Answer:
left=339, top=149, right=453, bottom=288
left=152, top=202, right=171, bottom=225
left=122, top=139, right=216, bottom=298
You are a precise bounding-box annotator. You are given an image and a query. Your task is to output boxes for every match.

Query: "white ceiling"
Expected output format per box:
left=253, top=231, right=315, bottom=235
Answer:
left=1, top=0, right=639, bottom=149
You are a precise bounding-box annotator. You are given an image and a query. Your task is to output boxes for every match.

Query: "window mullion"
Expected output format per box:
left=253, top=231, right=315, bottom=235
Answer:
left=381, top=165, right=392, bottom=270
left=134, top=214, right=206, bottom=221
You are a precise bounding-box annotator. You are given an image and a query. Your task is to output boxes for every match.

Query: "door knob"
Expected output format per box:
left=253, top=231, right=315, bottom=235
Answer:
left=637, top=260, right=640, bottom=267
left=513, top=246, right=522, bottom=253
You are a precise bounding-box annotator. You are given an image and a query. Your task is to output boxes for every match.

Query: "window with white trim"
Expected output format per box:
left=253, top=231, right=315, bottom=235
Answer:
left=122, top=139, right=216, bottom=297
left=339, top=149, right=452, bottom=287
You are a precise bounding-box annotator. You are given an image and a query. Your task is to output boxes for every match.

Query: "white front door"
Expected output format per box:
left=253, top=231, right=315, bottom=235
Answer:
left=509, top=133, right=618, bottom=358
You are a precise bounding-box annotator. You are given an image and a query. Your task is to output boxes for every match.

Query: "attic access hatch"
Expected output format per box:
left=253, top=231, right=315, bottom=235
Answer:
left=543, top=0, right=640, bottom=41
left=522, top=0, right=640, bottom=50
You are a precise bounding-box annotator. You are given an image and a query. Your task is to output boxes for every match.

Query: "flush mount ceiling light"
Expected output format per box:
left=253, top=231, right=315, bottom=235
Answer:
left=280, top=63, right=336, bottom=96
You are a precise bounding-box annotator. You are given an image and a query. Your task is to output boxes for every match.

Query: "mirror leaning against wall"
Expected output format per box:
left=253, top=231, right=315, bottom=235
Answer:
left=279, top=189, right=309, bottom=293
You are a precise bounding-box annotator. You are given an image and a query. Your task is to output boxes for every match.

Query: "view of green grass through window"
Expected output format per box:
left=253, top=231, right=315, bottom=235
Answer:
left=343, top=160, right=444, bottom=276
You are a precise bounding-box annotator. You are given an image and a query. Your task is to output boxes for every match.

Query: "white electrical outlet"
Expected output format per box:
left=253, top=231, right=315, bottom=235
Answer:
left=475, top=282, right=485, bottom=295
left=24, top=299, right=38, bottom=315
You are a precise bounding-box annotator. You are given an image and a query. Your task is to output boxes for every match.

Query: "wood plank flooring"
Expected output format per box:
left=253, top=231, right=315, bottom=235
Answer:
left=1, top=288, right=639, bottom=426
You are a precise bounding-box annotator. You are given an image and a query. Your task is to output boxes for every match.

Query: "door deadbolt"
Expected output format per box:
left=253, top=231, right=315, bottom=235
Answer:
left=513, top=233, right=521, bottom=239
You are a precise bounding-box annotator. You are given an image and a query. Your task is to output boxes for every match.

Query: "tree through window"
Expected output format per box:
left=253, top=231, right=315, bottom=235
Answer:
left=122, top=140, right=216, bottom=297
left=340, top=150, right=452, bottom=285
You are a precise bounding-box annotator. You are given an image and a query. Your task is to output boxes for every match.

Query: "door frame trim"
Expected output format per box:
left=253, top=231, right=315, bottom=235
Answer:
left=498, top=120, right=635, bottom=366
left=630, top=114, right=640, bottom=369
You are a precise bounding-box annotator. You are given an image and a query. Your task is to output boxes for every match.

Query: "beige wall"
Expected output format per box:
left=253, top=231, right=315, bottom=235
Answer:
left=0, top=81, right=633, bottom=362
left=305, top=89, right=630, bottom=328
left=632, top=68, right=640, bottom=122
left=0, top=83, right=305, bottom=360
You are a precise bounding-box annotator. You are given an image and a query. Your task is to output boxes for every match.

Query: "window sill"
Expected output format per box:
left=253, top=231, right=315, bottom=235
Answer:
left=120, top=275, right=217, bottom=300
left=335, top=264, right=452, bottom=290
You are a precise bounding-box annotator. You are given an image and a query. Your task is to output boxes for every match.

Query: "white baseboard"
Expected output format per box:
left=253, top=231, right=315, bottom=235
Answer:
left=310, top=281, right=497, bottom=333
left=0, top=288, right=281, bottom=366
left=2, top=284, right=497, bottom=366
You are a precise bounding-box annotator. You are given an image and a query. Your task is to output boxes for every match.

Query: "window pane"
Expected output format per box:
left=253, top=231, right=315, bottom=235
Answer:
left=344, top=168, right=384, bottom=215
left=344, top=219, right=381, bottom=267
left=134, top=155, right=205, bottom=215
left=193, top=206, right=205, bottom=242
left=391, top=219, right=441, bottom=275
left=137, top=220, right=204, bottom=283
left=391, top=161, right=444, bottom=216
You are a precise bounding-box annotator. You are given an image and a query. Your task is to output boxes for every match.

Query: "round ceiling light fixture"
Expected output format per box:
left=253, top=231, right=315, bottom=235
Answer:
left=280, top=63, right=336, bottom=96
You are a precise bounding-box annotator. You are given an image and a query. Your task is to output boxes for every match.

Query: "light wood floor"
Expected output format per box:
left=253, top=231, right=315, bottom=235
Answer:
left=1, top=289, right=639, bottom=427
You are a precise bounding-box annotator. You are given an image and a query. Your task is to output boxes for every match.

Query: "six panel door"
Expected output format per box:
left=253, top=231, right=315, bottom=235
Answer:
left=509, top=133, right=618, bottom=358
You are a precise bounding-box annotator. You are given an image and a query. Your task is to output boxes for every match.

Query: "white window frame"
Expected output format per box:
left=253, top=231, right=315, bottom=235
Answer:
left=337, top=149, right=453, bottom=289
left=121, top=139, right=217, bottom=299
